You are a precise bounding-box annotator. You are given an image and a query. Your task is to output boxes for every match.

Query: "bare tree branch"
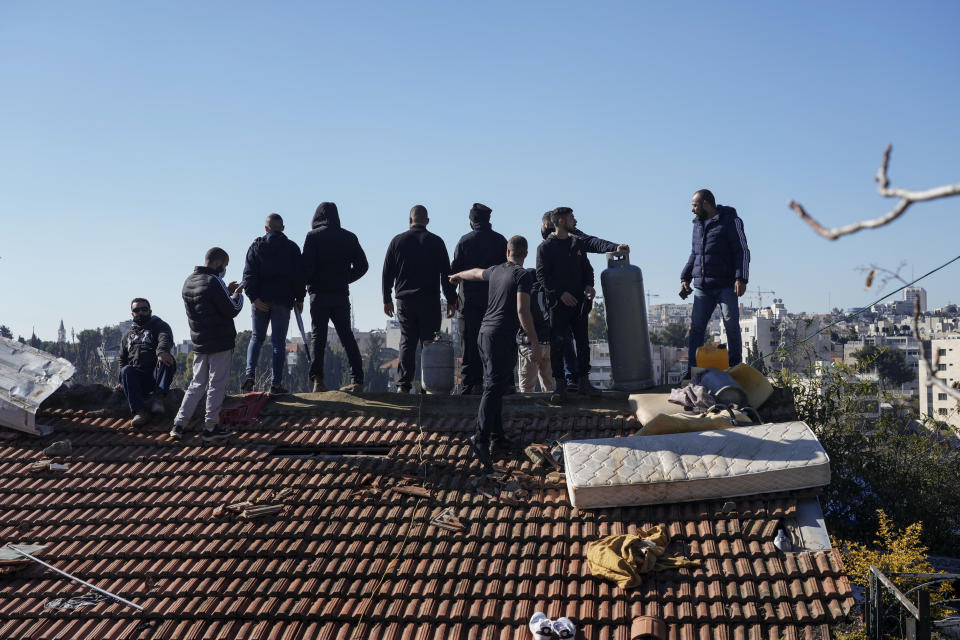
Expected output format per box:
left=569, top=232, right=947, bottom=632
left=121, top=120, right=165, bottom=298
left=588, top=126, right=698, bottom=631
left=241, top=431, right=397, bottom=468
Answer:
left=789, top=145, right=960, bottom=240
left=912, top=298, right=960, bottom=404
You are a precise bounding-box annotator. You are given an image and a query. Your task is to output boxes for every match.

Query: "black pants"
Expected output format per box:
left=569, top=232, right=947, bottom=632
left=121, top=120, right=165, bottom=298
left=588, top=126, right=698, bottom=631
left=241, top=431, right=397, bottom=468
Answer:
left=475, top=330, right=517, bottom=445
left=459, top=303, right=485, bottom=387
left=309, top=293, right=364, bottom=385
left=396, top=296, right=441, bottom=387
left=549, top=301, right=590, bottom=385
left=120, top=362, right=176, bottom=413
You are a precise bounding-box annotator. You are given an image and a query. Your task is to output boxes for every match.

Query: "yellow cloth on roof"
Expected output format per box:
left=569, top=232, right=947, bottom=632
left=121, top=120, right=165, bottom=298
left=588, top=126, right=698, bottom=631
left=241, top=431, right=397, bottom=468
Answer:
left=586, top=526, right=700, bottom=589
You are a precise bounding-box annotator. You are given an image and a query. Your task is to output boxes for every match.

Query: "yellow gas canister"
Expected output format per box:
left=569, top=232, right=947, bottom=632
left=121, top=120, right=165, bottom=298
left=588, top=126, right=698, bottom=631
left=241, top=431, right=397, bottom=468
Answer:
left=696, top=344, right=729, bottom=370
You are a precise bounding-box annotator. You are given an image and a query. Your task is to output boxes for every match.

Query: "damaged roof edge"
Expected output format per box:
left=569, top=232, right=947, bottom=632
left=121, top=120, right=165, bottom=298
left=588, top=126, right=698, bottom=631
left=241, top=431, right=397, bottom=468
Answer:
left=0, top=336, right=76, bottom=436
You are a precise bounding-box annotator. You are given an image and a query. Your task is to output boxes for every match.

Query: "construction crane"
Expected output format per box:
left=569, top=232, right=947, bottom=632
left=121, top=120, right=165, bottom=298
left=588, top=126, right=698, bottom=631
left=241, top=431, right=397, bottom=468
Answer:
left=645, top=292, right=661, bottom=324
left=755, top=289, right=776, bottom=309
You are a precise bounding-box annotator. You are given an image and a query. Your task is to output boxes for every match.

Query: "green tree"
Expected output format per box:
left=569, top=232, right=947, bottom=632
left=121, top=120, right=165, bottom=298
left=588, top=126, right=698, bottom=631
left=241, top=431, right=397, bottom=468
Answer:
left=589, top=299, right=608, bottom=341
left=0, top=325, right=12, bottom=339
left=851, top=344, right=914, bottom=390
left=363, top=330, right=388, bottom=392
left=651, top=323, right=689, bottom=348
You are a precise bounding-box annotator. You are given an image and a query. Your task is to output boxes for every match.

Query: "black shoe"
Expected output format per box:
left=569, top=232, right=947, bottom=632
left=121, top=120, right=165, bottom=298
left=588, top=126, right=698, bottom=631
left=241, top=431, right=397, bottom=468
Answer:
left=468, top=436, right=494, bottom=473
left=550, top=385, right=568, bottom=404
left=398, top=384, right=412, bottom=394
left=579, top=376, right=602, bottom=397
left=566, top=381, right=579, bottom=394
left=489, top=437, right=522, bottom=458
left=269, top=384, right=288, bottom=395
left=201, top=424, right=234, bottom=442
left=131, top=410, right=151, bottom=428
left=241, top=377, right=255, bottom=392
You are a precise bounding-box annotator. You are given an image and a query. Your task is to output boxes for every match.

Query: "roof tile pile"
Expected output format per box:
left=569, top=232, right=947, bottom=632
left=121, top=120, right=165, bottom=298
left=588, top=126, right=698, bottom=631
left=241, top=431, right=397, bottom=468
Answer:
left=0, top=396, right=854, bottom=639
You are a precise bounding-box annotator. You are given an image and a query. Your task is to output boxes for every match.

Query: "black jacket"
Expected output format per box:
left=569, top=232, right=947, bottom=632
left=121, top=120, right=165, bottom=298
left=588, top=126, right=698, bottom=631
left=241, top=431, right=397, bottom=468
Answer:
left=119, top=315, right=173, bottom=375
left=302, top=203, right=369, bottom=297
left=182, top=266, right=245, bottom=354
left=680, top=205, right=750, bottom=289
left=382, top=225, right=457, bottom=304
left=450, top=222, right=507, bottom=308
left=573, top=228, right=618, bottom=254
left=242, top=231, right=305, bottom=307
left=535, top=233, right=595, bottom=307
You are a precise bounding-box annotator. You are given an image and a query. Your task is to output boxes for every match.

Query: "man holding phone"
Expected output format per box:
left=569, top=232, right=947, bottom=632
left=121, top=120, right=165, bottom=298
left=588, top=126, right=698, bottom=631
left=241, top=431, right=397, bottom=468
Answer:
left=170, top=247, right=245, bottom=442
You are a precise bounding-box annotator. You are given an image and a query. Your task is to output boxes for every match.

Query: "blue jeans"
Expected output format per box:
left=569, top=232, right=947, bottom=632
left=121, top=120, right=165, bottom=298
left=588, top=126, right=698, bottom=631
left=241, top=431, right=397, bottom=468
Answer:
left=687, top=287, right=742, bottom=370
left=246, top=304, right=291, bottom=384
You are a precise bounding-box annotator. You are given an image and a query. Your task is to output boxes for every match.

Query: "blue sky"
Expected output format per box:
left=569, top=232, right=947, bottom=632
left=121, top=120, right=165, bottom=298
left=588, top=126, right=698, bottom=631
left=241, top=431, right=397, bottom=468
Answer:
left=2, top=1, right=958, bottom=343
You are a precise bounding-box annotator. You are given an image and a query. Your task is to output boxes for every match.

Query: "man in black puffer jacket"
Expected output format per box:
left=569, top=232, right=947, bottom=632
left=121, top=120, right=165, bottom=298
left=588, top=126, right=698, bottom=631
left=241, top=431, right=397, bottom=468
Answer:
left=171, top=247, right=245, bottom=442
left=450, top=203, right=507, bottom=394
left=118, top=298, right=175, bottom=428
left=680, top=188, right=750, bottom=373
left=241, top=214, right=305, bottom=394
left=302, top=202, right=369, bottom=393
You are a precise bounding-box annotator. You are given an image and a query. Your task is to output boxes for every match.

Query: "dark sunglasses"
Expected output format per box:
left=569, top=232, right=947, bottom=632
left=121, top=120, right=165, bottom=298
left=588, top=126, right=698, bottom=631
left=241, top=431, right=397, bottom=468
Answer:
left=132, top=307, right=151, bottom=313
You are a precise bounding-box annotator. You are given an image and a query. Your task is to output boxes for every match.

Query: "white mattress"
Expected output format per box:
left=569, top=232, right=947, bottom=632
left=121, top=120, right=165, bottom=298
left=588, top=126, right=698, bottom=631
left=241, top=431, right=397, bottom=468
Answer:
left=563, top=421, right=830, bottom=509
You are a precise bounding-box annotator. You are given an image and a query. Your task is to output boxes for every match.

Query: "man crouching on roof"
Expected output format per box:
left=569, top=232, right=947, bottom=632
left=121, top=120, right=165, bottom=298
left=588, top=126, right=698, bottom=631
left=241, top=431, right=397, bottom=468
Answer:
left=450, top=235, right=540, bottom=474
left=118, top=298, right=176, bottom=428
left=169, top=247, right=245, bottom=443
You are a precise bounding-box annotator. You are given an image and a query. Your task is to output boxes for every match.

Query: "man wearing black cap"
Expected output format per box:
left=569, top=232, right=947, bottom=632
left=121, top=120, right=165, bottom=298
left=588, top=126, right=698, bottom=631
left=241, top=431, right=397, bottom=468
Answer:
left=450, top=235, right=539, bottom=472
left=450, top=203, right=507, bottom=394
left=302, top=202, right=369, bottom=393
left=539, top=211, right=629, bottom=393
left=536, top=207, right=601, bottom=403
left=382, top=205, right=458, bottom=393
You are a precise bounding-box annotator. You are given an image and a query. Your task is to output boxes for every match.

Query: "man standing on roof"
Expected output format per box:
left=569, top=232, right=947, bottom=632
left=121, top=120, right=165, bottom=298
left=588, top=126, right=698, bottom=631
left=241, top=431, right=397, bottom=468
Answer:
left=302, top=202, right=369, bottom=393
left=170, top=247, right=245, bottom=442
left=450, top=235, right=539, bottom=472
left=680, top=188, right=750, bottom=374
left=536, top=207, right=602, bottom=403
left=516, top=269, right=554, bottom=393
left=450, top=203, right=507, bottom=395
left=382, top=205, right=458, bottom=394
left=539, top=212, right=629, bottom=393
left=241, top=214, right=304, bottom=395
left=118, top=298, right=176, bottom=428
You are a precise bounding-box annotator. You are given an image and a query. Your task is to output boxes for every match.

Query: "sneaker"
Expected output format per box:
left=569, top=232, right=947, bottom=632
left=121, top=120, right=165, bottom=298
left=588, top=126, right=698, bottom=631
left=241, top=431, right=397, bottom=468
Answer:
left=549, top=385, right=568, bottom=404
left=131, top=410, right=151, bottom=428
left=201, top=424, right=234, bottom=442
left=528, top=612, right=554, bottom=639
left=566, top=380, right=579, bottom=394
left=490, top=437, right=522, bottom=458
left=241, top=377, right=255, bottom=392
left=150, top=394, right=166, bottom=415
left=578, top=376, right=601, bottom=397
left=398, top=384, right=412, bottom=394
left=551, top=617, right=576, bottom=639
left=339, top=383, right=363, bottom=393
left=311, top=380, right=326, bottom=393
left=269, top=384, right=288, bottom=395
left=468, top=435, right=494, bottom=473
left=169, top=424, right=184, bottom=441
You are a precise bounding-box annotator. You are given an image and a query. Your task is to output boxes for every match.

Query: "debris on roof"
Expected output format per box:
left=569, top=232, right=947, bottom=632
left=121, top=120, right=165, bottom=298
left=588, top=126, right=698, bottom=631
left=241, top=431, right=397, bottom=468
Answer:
left=0, top=336, right=75, bottom=436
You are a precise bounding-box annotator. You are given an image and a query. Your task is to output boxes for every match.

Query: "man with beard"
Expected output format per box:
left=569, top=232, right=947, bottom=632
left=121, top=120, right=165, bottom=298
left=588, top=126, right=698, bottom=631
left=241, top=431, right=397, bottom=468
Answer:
left=536, top=207, right=601, bottom=403
left=450, top=203, right=506, bottom=394
left=302, top=202, right=369, bottom=393
left=681, top=188, right=750, bottom=374
left=118, top=298, right=176, bottom=428
left=539, top=212, right=628, bottom=392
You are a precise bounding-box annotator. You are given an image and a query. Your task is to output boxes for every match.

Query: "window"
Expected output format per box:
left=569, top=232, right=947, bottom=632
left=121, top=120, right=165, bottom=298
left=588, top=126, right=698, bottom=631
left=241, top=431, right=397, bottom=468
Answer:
left=938, top=364, right=948, bottom=371
left=938, top=348, right=948, bottom=356
left=938, top=393, right=948, bottom=401
left=938, top=408, right=948, bottom=415
left=743, top=327, right=750, bottom=333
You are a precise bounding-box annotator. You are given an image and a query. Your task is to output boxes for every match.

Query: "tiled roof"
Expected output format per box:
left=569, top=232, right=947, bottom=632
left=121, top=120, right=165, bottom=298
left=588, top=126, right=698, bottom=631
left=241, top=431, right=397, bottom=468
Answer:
left=0, top=392, right=854, bottom=639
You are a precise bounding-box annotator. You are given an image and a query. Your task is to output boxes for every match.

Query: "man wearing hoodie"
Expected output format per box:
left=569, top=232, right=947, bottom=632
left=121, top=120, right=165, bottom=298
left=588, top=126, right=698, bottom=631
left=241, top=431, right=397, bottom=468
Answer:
left=680, top=188, right=750, bottom=372
left=450, top=203, right=506, bottom=394
left=241, top=214, right=305, bottom=394
left=382, top=205, right=458, bottom=393
left=301, top=202, right=369, bottom=392
left=118, top=298, right=176, bottom=428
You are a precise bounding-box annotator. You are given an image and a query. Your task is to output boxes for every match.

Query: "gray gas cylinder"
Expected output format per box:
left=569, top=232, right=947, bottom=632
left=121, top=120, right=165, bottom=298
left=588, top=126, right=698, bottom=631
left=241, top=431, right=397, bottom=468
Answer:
left=600, top=251, right=654, bottom=391
left=421, top=335, right=454, bottom=394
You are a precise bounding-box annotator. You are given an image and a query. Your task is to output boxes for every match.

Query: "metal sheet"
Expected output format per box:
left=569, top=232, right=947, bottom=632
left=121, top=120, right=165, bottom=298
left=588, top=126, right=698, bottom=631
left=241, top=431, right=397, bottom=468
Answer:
left=0, top=337, right=75, bottom=436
